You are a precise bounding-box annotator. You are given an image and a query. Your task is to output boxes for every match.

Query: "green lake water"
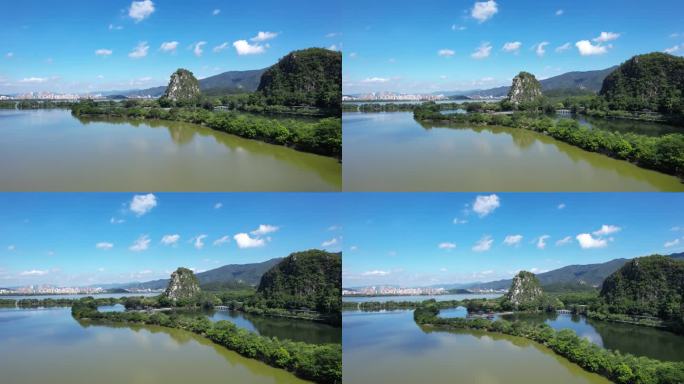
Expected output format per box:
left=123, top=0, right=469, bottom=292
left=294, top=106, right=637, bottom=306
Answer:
left=343, top=112, right=684, bottom=191
left=0, top=109, right=341, bottom=191
left=0, top=307, right=309, bottom=384
left=343, top=310, right=612, bottom=384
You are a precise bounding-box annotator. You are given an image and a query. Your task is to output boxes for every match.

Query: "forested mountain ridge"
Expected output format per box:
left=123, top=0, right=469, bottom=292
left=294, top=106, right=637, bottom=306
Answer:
left=256, top=249, right=341, bottom=315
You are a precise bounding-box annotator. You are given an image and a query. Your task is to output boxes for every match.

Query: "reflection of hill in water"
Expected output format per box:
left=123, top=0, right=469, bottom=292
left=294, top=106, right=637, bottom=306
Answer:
left=75, top=115, right=341, bottom=189
left=417, top=119, right=683, bottom=186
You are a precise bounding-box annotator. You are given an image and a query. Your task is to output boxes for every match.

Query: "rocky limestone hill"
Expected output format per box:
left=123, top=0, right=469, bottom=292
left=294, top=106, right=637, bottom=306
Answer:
left=507, top=71, right=542, bottom=105
left=256, top=249, right=341, bottom=315
left=163, top=69, right=201, bottom=102
left=600, top=52, right=684, bottom=114
left=503, top=271, right=544, bottom=309
left=163, top=267, right=201, bottom=302
left=600, top=255, right=684, bottom=320
left=257, top=48, right=341, bottom=111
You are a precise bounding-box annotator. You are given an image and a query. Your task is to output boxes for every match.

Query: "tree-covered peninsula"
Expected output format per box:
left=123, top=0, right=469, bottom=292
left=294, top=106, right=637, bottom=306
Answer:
left=71, top=261, right=342, bottom=384
left=70, top=48, right=341, bottom=159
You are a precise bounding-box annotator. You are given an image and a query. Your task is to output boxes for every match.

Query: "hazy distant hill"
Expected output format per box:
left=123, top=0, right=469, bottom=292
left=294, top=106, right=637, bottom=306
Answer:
left=447, top=252, right=684, bottom=291
left=124, top=257, right=282, bottom=290
left=441, top=66, right=618, bottom=98
left=106, top=68, right=266, bottom=98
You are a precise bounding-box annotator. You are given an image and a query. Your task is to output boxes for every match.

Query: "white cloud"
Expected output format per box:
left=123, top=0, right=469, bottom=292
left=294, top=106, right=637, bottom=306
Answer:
left=471, top=1, right=498, bottom=23
left=129, top=235, right=151, bottom=252
left=19, top=77, right=48, bottom=83
left=438, top=49, right=455, bottom=57
left=555, top=236, right=573, bottom=246
left=194, top=234, right=208, bottom=250
left=161, top=234, right=180, bottom=246
left=96, top=242, right=114, bottom=250
left=349, top=245, right=358, bottom=251
left=234, top=233, right=266, bottom=248
left=250, top=31, right=278, bottom=42
left=349, top=52, right=358, bottom=58
left=440, top=267, right=448, bottom=272
left=438, top=242, right=456, bottom=250
left=472, top=235, right=493, bottom=252
left=576, top=40, right=610, bottom=56
left=452, top=219, right=467, bottom=226
left=664, top=44, right=683, bottom=54
left=95, top=49, right=113, bottom=57
left=328, top=225, right=341, bottom=231
left=108, top=24, right=123, bottom=30
left=20, top=269, right=48, bottom=276
left=555, top=9, right=564, bottom=16
left=361, top=77, right=389, bottom=83
left=129, top=0, right=155, bottom=22
left=576, top=233, right=607, bottom=249
left=251, top=224, right=279, bottom=236
left=593, top=225, right=621, bottom=236
left=5, top=52, right=14, bottom=58
left=212, top=9, right=221, bottom=16
left=213, top=235, right=230, bottom=246
left=536, top=235, right=550, bottom=249
left=110, top=217, right=125, bottom=224
left=128, top=41, right=149, bottom=59
left=362, top=270, right=390, bottom=276
left=471, top=42, right=492, bottom=59
left=664, top=238, right=681, bottom=248
left=502, top=41, right=521, bottom=53
left=233, top=40, right=265, bottom=55
left=327, top=44, right=340, bottom=51
left=555, top=43, right=572, bottom=53
left=214, top=202, right=223, bottom=209
left=472, top=194, right=500, bottom=217
left=557, top=203, right=566, bottom=209
left=160, top=41, right=179, bottom=53
left=322, top=237, right=340, bottom=247
left=325, top=32, right=341, bottom=38
left=535, top=41, right=550, bottom=57
left=7, top=245, right=15, bottom=251
left=503, top=235, right=522, bottom=246
left=452, top=24, right=467, bottom=31
left=593, top=32, right=620, bottom=43
left=213, top=42, right=230, bottom=53
left=129, top=193, right=157, bottom=216
left=193, top=41, right=207, bottom=57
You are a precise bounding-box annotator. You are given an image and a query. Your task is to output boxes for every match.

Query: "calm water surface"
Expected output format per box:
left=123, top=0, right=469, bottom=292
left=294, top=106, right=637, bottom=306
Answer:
left=0, top=307, right=308, bottom=384
left=343, top=310, right=611, bottom=384
left=208, top=309, right=341, bottom=344
left=0, top=110, right=340, bottom=191
left=343, top=112, right=684, bottom=191
left=499, top=312, right=684, bottom=362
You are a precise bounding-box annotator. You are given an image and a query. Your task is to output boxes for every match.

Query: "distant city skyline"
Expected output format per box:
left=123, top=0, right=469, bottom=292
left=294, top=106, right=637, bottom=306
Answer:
left=0, top=0, right=339, bottom=94
left=0, top=193, right=342, bottom=287
left=342, top=193, right=684, bottom=287
left=341, top=0, right=684, bottom=94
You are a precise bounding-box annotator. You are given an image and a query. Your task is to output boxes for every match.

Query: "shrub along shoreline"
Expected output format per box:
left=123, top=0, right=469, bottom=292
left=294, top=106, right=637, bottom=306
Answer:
left=413, top=302, right=684, bottom=384
left=71, top=298, right=341, bottom=384
left=413, top=103, right=684, bottom=180
left=71, top=101, right=341, bottom=159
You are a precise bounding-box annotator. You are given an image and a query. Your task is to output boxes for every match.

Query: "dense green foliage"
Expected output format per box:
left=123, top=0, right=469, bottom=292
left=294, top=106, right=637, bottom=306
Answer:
left=0, top=100, right=75, bottom=109
left=600, top=53, right=684, bottom=116
left=414, top=103, right=684, bottom=178
left=599, top=255, right=684, bottom=331
left=414, top=300, right=684, bottom=384
left=256, top=250, right=341, bottom=324
left=71, top=100, right=341, bottom=158
left=257, top=48, right=341, bottom=114
left=71, top=298, right=340, bottom=383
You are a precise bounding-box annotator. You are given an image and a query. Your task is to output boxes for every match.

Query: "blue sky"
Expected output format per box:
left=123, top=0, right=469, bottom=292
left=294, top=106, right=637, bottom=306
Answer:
left=0, top=0, right=340, bottom=94
left=0, top=193, right=342, bottom=287
left=342, top=193, right=684, bottom=287
left=342, top=0, right=684, bottom=94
